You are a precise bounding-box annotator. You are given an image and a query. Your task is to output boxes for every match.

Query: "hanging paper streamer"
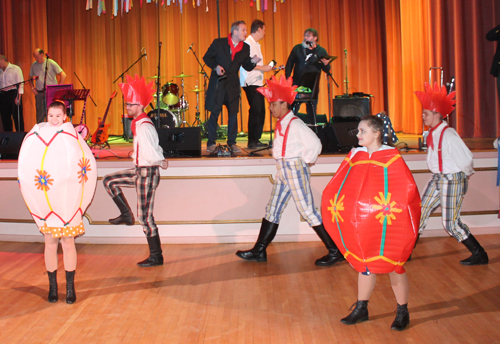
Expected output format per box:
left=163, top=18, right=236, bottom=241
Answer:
left=86, top=0, right=93, bottom=10
left=321, top=148, right=420, bottom=274
left=97, top=0, right=106, bottom=15
left=18, top=123, right=98, bottom=234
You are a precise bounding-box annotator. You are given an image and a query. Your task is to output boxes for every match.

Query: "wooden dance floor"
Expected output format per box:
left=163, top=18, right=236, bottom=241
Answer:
left=1, top=235, right=499, bottom=343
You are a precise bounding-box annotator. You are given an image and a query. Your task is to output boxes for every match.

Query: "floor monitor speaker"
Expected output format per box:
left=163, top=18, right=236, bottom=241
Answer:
left=157, top=127, right=201, bottom=157
left=331, top=117, right=361, bottom=151
left=0, top=131, right=27, bottom=160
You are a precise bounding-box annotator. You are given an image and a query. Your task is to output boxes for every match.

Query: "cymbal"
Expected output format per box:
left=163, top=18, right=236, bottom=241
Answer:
left=147, top=76, right=167, bottom=79
left=172, top=73, right=193, bottom=78
left=191, top=88, right=204, bottom=93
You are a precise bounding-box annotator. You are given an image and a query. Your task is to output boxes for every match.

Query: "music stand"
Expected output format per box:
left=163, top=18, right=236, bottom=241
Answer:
left=52, top=89, right=90, bottom=122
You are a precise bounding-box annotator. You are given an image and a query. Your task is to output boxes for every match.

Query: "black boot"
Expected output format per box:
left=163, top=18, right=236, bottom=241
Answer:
left=236, top=218, right=279, bottom=262
left=47, top=270, right=58, bottom=303
left=109, top=193, right=135, bottom=225
left=341, top=300, right=369, bottom=325
left=65, top=270, right=76, bottom=304
left=312, top=224, right=345, bottom=266
left=460, top=234, right=489, bottom=265
left=137, top=235, right=164, bottom=267
left=391, top=303, right=410, bottom=331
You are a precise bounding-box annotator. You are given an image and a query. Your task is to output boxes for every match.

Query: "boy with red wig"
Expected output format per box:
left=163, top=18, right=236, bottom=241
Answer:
left=103, top=74, right=168, bottom=267
left=415, top=82, right=488, bottom=265
left=236, top=75, right=344, bottom=266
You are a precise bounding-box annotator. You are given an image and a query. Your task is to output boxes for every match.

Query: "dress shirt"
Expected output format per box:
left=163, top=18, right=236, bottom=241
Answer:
left=132, top=117, right=165, bottom=167
left=426, top=122, right=474, bottom=176
left=0, top=63, right=24, bottom=94
left=240, top=35, right=264, bottom=87
left=272, top=111, right=322, bottom=163
left=350, top=145, right=394, bottom=158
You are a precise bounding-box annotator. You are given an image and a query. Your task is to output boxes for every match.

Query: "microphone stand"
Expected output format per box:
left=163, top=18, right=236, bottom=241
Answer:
left=113, top=51, right=147, bottom=127
left=42, top=56, right=49, bottom=122
left=189, top=46, right=210, bottom=134
left=155, top=43, right=162, bottom=129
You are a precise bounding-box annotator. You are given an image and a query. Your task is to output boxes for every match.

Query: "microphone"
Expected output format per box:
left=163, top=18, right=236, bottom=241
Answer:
left=45, top=53, right=50, bottom=58
left=144, top=47, right=147, bottom=60
left=32, top=76, right=39, bottom=80
left=305, top=41, right=313, bottom=47
left=187, top=43, right=194, bottom=54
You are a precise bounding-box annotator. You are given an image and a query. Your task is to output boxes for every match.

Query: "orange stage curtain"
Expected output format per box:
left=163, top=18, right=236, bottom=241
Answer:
left=0, top=0, right=499, bottom=138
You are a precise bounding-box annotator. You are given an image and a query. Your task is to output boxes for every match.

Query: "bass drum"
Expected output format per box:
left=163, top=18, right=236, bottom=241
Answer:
left=147, top=109, right=180, bottom=128
left=161, top=82, right=180, bottom=106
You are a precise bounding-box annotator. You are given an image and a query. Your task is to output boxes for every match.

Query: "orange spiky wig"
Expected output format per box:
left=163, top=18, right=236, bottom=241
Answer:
left=414, top=82, right=456, bottom=118
left=257, top=75, right=298, bottom=105
left=119, top=74, right=155, bottom=107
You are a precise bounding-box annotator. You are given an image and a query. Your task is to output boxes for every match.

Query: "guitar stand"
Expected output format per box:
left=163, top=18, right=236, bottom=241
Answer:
left=90, top=141, right=110, bottom=150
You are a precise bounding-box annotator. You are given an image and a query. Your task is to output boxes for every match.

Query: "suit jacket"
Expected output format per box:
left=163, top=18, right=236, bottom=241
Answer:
left=486, top=25, right=500, bottom=77
left=285, top=43, right=331, bottom=86
left=203, top=37, right=255, bottom=114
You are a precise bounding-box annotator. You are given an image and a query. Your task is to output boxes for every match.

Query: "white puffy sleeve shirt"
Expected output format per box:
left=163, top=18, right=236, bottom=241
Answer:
left=132, top=117, right=165, bottom=167
left=272, top=111, right=322, bottom=164
left=427, top=122, right=474, bottom=176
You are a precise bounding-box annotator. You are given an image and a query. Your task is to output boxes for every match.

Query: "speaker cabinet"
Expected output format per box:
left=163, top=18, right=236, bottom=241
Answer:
left=0, top=131, right=27, bottom=159
left=157, top=127, right=201, bottom=157
left=331, top=117, right=361, bottom=151
left=333, top=97, right=370, bottom=118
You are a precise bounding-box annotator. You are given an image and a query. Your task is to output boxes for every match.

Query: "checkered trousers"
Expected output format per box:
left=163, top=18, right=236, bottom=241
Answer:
left=265, top=158, right=322, bottom=226
left=103, top=167, right=160, bottom=237
left=419, top=172, right=470, bottom=242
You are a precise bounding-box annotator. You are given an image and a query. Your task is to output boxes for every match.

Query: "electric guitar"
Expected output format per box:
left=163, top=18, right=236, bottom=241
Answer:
left=91, top=91, right=117, bottom=145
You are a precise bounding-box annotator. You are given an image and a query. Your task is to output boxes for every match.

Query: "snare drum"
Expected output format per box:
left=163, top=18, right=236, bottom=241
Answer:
left=170, top=99, right=189, bottom=113
left=147, top=109, right=180, bottom=128
left=161, top=82, right=179, bottom=106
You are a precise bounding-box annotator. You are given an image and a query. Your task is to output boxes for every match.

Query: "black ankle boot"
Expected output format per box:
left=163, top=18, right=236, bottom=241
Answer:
left=47, top=270, right=58, bottom=303
left=65, top=270, right=76, bottom=304
left=391, top=303, right=410, bottom=331
left=109, top=193, right=135, bottom=225
left=312, top=224, right=345, bottom=266
left=137, top=235, right=164, bottom=267
left=460, top=234, right=489, bottom=265
left=236, top=218, right=279, bottom=262
left=341, top=300, right=369, bottom=325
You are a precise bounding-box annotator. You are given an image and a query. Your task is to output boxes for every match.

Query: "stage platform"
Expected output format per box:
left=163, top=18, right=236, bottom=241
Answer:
left=0, top=133, right=499, bottom=244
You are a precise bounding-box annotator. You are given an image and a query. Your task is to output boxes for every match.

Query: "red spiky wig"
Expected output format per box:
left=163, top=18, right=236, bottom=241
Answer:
left=414, top=82, right=456, bottom=118
left=257, top=75, right=298, bottom=105
left=119, top=74, right=155, bottom=107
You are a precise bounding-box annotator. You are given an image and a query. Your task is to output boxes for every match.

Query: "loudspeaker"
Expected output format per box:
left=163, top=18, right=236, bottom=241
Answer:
left=0, top=131, right=27, bottom=159
left=333, top=97, right=370, bottom=118
left=157, top=127, right=201, bottom=157
left=122, top=114, right=133, bottom=140
left=331, top=117, right=361, bottom=151
left=316, top=124, right=340, bottom=153
left=297, top=113, right=328, bottom=124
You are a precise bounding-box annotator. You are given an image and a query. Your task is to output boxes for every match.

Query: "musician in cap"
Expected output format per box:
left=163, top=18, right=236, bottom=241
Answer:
left=285, top=28, right=332, bottom=124
left=235, top=75, right=344, bottom=267
left=103, top=74, right=168, bottom=267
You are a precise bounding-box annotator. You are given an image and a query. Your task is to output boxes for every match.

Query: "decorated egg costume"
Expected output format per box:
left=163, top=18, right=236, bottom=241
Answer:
left=322, top=146, right=420, bottom=274
left=18, top=122, right=97, bottom=237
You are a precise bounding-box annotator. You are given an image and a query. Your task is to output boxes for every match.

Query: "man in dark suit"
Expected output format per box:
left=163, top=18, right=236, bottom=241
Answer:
left=487, top=25, right=500, bottom=107
left=203, top=21, right=261, bottom=153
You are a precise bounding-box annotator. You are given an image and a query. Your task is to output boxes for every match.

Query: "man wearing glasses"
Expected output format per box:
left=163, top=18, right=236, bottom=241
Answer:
left=103, top=74, right=168, bottom=267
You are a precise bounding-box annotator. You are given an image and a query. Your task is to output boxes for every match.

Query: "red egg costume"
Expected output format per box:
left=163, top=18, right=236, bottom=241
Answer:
left=321, top=147, right=420, bottom=274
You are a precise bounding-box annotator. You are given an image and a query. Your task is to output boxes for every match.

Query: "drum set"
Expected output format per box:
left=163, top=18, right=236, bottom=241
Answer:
left=148, top=73, right=203, bottom=129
